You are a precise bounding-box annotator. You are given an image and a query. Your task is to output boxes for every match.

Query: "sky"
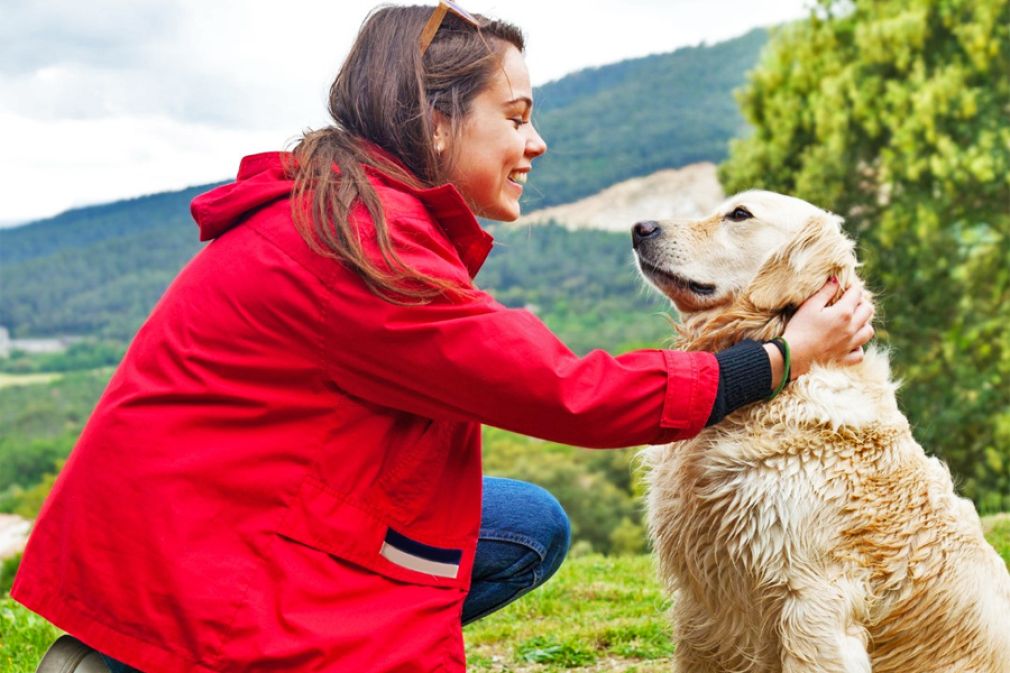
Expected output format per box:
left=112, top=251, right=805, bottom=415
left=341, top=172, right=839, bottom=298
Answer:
left=0, top=0, right=811, bottom=226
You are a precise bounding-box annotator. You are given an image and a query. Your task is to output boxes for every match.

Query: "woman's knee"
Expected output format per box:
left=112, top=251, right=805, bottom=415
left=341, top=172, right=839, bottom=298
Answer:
left=481, top=477, right=570, bottom=580
left=532, top=484, right=571, bottom=580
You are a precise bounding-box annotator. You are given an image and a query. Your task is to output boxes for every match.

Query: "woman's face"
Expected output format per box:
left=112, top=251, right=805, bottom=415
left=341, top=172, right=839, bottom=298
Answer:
left=438, top=45, right=547, bottom=221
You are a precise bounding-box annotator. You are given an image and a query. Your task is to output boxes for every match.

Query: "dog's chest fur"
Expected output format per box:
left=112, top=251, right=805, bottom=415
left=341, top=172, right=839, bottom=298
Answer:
left=645, top=348, right=1010, bottom=672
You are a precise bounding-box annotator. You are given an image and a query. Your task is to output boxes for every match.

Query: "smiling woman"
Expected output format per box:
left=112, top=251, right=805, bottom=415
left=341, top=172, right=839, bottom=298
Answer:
left=435, top=45, right=547, bottom=221
left=286, top=4, right=536, bottom=302
left=13, top=4, right=874, bottom=673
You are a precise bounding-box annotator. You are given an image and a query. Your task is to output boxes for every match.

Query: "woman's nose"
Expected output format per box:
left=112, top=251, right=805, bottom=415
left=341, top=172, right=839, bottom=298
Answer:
left=526, top=124, right=547, bottom=157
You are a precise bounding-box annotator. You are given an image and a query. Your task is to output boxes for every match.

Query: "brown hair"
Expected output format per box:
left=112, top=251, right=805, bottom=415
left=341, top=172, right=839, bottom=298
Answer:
left=289, top=5, right=525, bottom=302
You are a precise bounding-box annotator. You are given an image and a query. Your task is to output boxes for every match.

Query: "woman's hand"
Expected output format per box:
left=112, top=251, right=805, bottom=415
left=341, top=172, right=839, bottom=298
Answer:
left=764, top=278, right=875, bottom=385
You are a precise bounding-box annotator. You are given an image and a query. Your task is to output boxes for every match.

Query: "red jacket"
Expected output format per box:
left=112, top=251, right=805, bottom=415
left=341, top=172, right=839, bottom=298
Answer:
left=13, top=152, right=718, bottom=672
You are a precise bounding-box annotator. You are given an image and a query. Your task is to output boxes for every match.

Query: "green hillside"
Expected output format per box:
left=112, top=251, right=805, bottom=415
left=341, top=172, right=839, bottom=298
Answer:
left=0, top=185, right=216, bottom=339
left=527, top=29, right=766, bottom=211
left=0, top=218, right=671, bottom=350
left=0, top=185, right=221, bottom=266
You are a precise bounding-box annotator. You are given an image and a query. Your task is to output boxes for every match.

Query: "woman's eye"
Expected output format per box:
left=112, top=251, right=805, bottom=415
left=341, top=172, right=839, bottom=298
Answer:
left=728, top=207, right=753, bottom=222
left=510, top=118, right=526, bottom=129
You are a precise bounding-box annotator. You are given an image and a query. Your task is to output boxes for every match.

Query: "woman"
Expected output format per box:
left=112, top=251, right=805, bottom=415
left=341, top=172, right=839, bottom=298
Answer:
left=17, top=4, right=873, bottom=672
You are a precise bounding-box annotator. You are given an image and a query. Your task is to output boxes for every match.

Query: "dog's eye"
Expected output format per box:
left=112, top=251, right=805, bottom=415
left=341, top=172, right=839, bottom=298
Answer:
left=728, top=207, right=753, bottom=222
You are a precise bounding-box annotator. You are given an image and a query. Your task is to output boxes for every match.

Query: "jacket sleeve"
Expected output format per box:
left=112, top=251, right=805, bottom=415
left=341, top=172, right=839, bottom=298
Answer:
left=315, top=216, right=719, bottom=449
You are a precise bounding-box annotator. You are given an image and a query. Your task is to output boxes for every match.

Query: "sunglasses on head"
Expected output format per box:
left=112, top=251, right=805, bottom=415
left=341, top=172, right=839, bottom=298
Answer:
left=419, top=0, right=481, bottom=55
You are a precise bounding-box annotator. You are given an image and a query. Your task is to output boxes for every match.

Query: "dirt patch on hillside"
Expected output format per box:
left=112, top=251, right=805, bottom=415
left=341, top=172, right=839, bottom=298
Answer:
left=517, top=163, right=724, bottom=233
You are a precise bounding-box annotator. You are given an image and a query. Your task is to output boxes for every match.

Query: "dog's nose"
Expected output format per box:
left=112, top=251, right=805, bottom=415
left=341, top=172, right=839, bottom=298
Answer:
left=632, top=220, right=661, bottom=249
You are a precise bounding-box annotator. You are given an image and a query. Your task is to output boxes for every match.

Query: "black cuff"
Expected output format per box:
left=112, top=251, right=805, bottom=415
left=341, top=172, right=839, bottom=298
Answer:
left=705, top=339, right=772, bottom=427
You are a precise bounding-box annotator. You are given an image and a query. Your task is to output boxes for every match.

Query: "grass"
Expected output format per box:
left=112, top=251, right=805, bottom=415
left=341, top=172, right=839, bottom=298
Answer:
left=0, top=595, right=61, bottom=672
left=1, top=518, right=1009, bottom=673
left=983, top=513, right=1010, bottom=565
left=464, top=554, right=675, bottom=672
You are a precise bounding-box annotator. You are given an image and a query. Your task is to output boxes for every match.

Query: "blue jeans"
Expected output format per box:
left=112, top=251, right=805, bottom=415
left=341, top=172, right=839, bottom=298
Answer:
left=462, top=476, right=571, bottom=624
left=101, top=476, right=570, bottom=671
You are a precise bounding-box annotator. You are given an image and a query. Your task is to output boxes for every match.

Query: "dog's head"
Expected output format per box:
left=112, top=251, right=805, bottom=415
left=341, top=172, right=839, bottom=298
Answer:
left=633, top=190, right=860, bottom=347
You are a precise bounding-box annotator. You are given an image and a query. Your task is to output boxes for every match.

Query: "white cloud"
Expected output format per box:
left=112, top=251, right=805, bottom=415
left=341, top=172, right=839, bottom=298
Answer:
left=0, top=112, right=297, bottom=222
left=0, top=0, right=182, bottom=75
left=0, top=0, right=811, bottom=225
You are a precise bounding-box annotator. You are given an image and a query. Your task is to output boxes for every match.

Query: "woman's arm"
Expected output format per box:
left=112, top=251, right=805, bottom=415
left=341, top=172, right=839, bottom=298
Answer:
left=310, top=218, right=872, bottom=448
left=704, top=279, right=875, bottom=427
left=318, top=278, right=718, bottom=448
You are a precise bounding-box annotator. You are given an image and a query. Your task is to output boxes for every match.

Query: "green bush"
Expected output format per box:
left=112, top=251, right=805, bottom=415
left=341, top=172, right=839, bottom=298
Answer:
left=0, top=370, right=109, bottom=498
left=0, top=554, right=21, bottom=595
left=0, top=341, right=125, bottom=374
left=721, top=0, right=1010, bottom=510
left=482, top=427, right=645, bottom=555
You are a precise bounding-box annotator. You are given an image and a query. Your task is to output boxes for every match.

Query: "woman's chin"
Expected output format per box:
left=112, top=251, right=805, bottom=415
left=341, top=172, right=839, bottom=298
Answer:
left=476, top=202, right=520, bottom=222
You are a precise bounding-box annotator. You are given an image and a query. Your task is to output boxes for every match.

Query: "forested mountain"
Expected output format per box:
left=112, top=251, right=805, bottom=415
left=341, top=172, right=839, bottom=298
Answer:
left=0, top=29, right=765, bottom=340
left=526, top=29, right=766, bottom=210
left=0, top=185, right=217, bottom=338
left=1, top=215, right=672, bottom=353
left=0, top=185, right=221, bottom=266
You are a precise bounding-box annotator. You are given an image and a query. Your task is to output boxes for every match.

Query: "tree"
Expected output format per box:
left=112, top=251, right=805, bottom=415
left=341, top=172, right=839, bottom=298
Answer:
left=721, top=0, right=1010, bottom=510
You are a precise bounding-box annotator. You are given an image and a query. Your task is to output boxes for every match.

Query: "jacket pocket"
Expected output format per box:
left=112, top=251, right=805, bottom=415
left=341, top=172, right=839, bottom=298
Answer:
left=276, top=476, right=475, bottom=591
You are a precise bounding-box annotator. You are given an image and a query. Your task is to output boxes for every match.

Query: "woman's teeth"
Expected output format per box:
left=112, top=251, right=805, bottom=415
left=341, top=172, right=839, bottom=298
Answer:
left=508, top=171, right=527, bottom=185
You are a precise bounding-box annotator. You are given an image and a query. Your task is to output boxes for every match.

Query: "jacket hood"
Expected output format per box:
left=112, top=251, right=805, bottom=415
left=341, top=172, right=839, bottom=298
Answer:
left=189, top=151, right=494, bottom=277
left=191, top=153, right=294, bottom=242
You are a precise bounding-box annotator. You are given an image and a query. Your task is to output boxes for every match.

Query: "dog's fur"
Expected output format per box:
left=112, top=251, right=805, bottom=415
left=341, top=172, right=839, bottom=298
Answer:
left=635, top=191, right=1010, bottom=672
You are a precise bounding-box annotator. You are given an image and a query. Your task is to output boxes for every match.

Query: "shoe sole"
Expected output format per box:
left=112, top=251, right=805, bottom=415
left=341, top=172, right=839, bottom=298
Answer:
left=36, top=635, right=111, bottom=673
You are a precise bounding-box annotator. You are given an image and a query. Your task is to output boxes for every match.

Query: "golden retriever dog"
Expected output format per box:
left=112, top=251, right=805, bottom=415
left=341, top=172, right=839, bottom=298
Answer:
left=635, top=191, right=1010, bottom=672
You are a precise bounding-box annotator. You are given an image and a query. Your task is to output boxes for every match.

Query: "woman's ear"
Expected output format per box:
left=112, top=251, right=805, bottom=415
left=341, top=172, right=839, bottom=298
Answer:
left=432, top=110, right=450, bottom=156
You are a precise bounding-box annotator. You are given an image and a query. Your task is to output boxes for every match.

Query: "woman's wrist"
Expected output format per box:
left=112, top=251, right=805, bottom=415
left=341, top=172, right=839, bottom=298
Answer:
left=763, top=343, right=784, bottom=391
left=705, top=340, right=773, bottom=427
left=764, top=337, right=792, bottom=399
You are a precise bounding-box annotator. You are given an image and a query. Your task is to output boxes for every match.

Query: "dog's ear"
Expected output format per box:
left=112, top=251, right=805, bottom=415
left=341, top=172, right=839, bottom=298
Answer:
left=746, top=212, right=858, bottom=312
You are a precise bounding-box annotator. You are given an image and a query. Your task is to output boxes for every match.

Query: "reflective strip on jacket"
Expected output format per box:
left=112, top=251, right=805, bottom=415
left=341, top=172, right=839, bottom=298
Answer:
left=13, top=152, right=718, bottom=672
